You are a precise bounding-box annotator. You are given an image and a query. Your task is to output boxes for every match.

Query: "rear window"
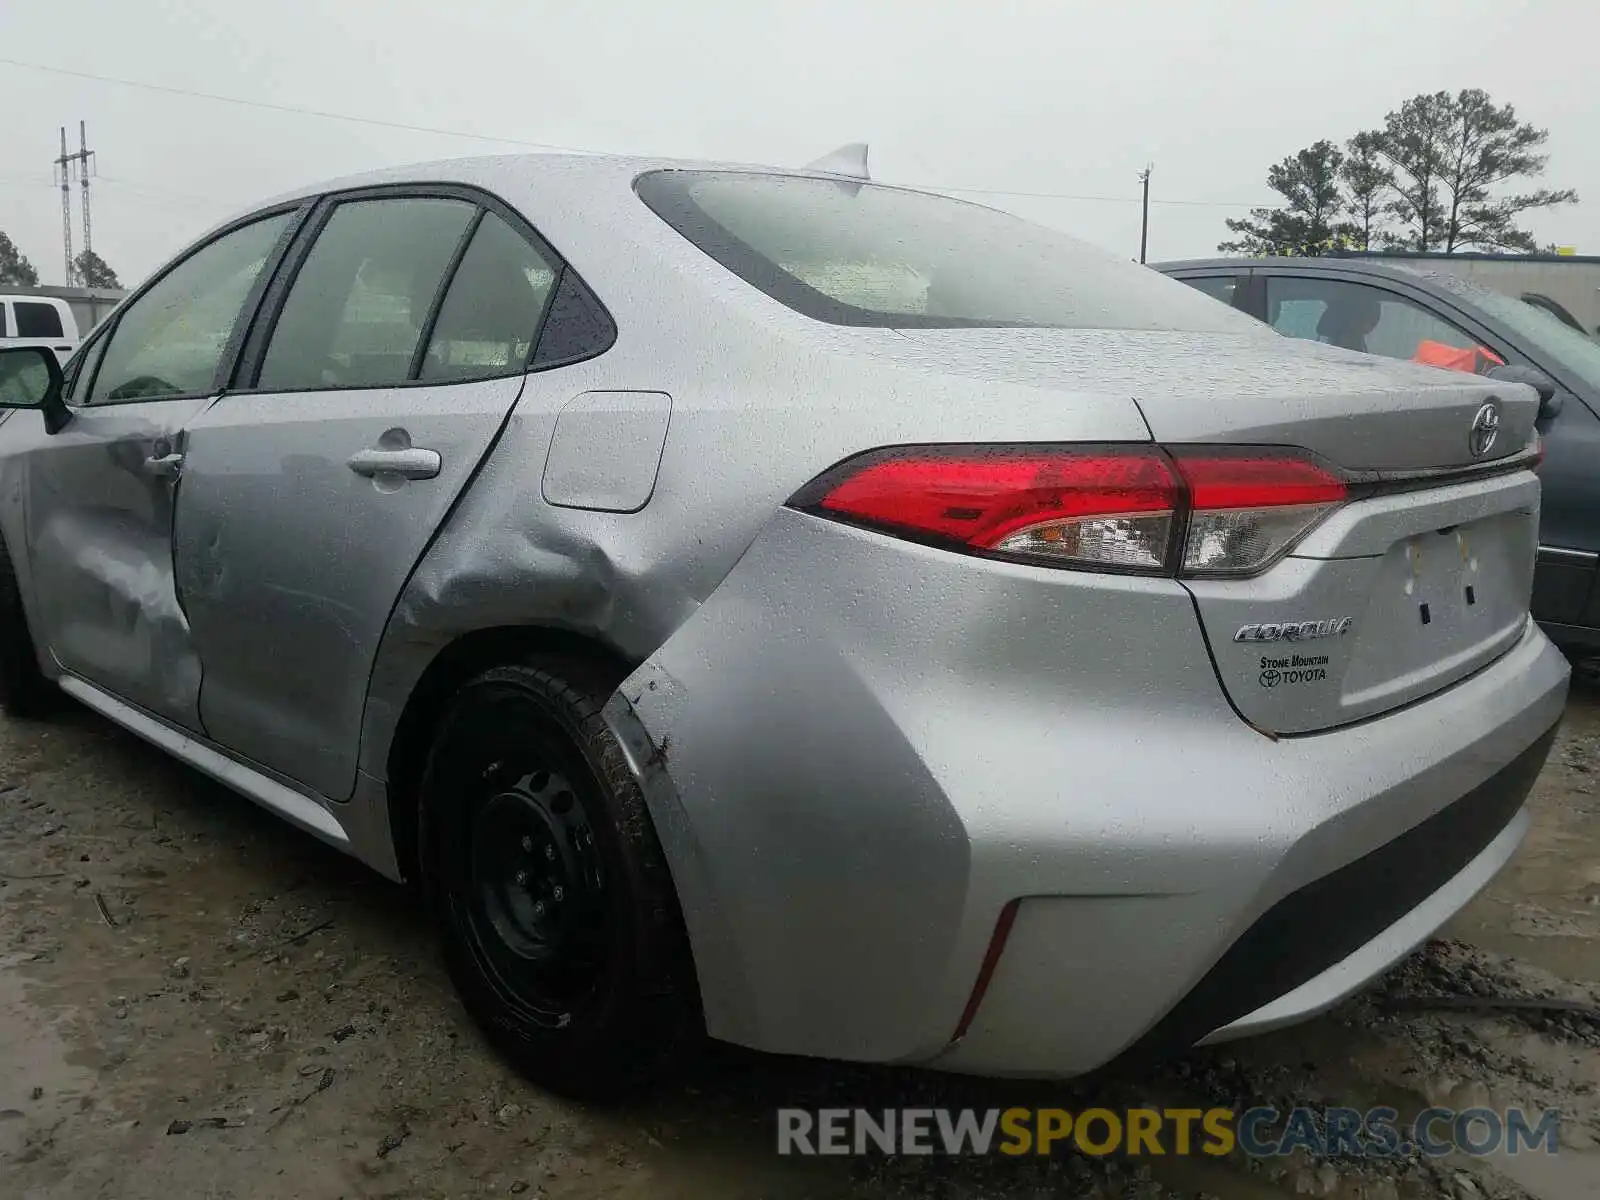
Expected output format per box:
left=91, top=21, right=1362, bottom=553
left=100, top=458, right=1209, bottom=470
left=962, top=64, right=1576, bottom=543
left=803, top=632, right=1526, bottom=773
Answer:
left=635, top=170, right=1260, bottom=333
left=13, top=301, right=64, bottom=339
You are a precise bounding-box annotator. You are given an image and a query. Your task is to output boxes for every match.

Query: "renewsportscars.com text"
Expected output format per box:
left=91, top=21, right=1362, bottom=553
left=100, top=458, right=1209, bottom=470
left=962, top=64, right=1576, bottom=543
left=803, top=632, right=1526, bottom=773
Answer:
left=776, top=1106, right=1561, bottom=1159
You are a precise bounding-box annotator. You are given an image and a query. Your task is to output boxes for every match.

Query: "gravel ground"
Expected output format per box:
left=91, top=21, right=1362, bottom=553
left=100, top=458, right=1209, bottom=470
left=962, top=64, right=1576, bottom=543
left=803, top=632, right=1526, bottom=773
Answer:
left=2, top=681, right=1597, bottom=1200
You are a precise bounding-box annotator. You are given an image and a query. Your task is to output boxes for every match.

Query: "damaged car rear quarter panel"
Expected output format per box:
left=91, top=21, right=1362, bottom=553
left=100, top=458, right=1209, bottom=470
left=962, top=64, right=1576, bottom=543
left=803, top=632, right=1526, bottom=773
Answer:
left=604, top=547, right=972, bottom=1062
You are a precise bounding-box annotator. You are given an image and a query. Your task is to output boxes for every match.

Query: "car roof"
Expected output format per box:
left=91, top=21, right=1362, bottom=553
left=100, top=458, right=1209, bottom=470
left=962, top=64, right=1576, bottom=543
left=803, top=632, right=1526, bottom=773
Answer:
left=1152, top=254, right=1521, bottom=307
left=189, top=150, right=972, bottom=298
left=182, top=151, right=1048, bottom=344
left=1153, top=256, right=1436, bottom=279
left=223, top=150, right=936, bottom=230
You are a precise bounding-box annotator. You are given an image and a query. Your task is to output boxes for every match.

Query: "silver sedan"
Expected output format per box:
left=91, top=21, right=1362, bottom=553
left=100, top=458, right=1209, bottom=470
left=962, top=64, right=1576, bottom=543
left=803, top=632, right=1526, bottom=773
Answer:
left=0, top=151, right=1568, bottom=1097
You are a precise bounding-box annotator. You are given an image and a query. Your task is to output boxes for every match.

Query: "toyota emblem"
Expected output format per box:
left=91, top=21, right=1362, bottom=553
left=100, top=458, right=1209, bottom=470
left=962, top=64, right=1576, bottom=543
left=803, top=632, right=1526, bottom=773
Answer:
left=1468, top=402, right=1500, bottom=458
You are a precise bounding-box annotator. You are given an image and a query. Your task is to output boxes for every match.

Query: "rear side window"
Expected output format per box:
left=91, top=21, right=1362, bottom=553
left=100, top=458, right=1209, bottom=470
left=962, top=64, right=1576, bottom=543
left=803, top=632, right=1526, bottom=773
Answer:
left=0, top=304, right=9, bottom=338
left=1177, top=275, right=1239, bottom=306
left=1265, top=276, right=1497, bottom=371
left=419, top=212, right=559, bottom=381
left=636, top=170, right=1261, bottom=333
left=531, top=269, right=615, bottom=367
left=13, top=301, right=64, bottom=339
left=258, top=197, right=475, bottom=391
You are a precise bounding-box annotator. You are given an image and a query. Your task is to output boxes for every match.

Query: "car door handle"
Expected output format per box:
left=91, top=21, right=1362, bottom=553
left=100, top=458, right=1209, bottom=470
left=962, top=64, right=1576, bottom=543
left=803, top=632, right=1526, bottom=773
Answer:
left=144, top=452, right=184, bottom=479
left=345, top=447, right=442, bottom=481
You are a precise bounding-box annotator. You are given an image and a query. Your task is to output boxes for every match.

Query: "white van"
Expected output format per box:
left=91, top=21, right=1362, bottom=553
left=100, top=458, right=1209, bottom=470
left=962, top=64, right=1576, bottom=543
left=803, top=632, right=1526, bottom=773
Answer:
left=0, top=295, right=79, bottom=365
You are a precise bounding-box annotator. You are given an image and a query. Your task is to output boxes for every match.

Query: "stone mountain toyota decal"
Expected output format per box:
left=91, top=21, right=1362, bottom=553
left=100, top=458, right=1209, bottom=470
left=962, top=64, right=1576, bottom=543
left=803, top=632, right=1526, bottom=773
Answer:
left=1234, top=617, right=1353, bottom=689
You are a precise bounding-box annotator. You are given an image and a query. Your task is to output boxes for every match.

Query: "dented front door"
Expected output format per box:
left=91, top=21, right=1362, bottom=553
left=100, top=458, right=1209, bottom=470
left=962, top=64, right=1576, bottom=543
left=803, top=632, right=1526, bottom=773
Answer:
left=16, top=206, right=302, bottom=732
left=25, top=396, right=215, bottom=728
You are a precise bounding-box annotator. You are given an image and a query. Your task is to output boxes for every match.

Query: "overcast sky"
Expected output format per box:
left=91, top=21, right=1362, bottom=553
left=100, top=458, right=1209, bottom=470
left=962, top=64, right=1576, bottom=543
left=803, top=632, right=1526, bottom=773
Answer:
left=1, top=0, right=1595, bottom=288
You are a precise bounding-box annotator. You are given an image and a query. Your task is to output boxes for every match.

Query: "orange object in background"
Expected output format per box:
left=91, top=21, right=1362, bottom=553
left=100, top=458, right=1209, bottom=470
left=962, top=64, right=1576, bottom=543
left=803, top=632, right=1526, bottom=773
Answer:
left=1412, top=339, right=1506, bottom=375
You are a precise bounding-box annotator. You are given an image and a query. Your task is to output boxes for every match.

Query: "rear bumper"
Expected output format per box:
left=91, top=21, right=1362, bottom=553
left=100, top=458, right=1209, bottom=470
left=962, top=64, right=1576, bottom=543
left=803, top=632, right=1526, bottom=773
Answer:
left=1199, top=798, right=1530, bottom=1046
left=928, top=648, right=1560, bottom=1078
left=1120, top=724, right=1550, bottom=1057
left=607, top=510, right=1570, bottom=1076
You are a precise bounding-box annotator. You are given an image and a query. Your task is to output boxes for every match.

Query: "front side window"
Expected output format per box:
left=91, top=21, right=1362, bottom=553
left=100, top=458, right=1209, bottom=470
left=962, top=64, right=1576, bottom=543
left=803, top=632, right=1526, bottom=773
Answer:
left=13, top=301, right=65, bottom=339
left=1266, top=276, right=1501, bottom=373
left=257, top=197, right=475, bottom=391
left=419, top=212, right=559, bottom=381
left=89, top=212, right=293, bottom=403
left=637, top=170, right=1264, bottom=333
left=1519, top=293, right=1585, bottom=333
left=1452, top=281, right=1600, bottom=393
left=63, top=334, right=109, bottom=404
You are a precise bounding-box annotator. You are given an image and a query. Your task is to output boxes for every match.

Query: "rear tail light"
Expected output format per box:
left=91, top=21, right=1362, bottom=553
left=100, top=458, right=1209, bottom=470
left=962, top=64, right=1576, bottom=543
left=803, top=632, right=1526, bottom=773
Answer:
left=790, top=444, right=1348, bottom=579
left=1170, top=451, right=1346, bottom=577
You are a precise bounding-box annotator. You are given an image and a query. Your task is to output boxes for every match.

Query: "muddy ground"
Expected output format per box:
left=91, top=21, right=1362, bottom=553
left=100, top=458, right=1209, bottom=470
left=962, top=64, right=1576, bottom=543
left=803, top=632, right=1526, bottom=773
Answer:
left=2, top=680, right=1598, bottom=1200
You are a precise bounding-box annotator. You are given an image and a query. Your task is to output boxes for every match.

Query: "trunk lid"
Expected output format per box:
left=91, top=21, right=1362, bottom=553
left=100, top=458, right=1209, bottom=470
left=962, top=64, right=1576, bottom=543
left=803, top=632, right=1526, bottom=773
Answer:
left=1123, top=330, right=1538, bottom=473
left=1119, top=332, right=1541, bottom=735
left=881, top=327, right=1539, bottom=472
left=1183, top=470, right=1539, bottom=734
left=885, top=327, right=1543, bottom=734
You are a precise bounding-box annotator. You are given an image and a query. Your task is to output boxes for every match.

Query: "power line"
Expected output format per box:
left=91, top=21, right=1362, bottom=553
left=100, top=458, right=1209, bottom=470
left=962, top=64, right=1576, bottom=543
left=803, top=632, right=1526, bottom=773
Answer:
left=97, top=174, right=240, bottom=208
left=0, top=57, right=585, bottom=152
left=1, top=56, right=1273, bottom=211
left=927, top=183, right=1264, bottom=208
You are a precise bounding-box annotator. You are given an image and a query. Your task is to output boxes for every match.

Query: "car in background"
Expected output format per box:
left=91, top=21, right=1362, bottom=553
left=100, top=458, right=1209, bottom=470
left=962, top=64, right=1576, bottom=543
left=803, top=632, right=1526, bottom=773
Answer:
left=0, top=295, right=79, bottom=365
left=1159, top=257, right=1600, bottom=656
left=0, top=158, right=1568, bottom=1097
left=1328, top=250, right=1600, bottom=340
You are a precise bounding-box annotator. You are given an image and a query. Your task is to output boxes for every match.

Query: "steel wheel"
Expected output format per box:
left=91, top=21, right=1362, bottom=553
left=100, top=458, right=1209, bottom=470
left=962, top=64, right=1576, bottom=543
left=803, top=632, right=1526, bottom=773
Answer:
left=420, top=654, right=698, bottom=1097
left=465, top=756, right=608, bottom=1023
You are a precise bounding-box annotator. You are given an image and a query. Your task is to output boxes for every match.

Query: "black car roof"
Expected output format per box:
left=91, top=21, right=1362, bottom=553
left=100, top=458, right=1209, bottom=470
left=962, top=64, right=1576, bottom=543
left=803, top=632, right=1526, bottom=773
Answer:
left=1154, top=256, right=1419, bottom=276
left=1153, top=255, right=1499, bottom=299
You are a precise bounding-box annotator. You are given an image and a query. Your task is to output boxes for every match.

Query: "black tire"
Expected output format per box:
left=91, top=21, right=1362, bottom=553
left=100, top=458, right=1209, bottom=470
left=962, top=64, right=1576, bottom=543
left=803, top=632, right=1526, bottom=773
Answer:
left=418, top=654, right=699, bottom=1099
left=0, top=536, right=55, bottom=719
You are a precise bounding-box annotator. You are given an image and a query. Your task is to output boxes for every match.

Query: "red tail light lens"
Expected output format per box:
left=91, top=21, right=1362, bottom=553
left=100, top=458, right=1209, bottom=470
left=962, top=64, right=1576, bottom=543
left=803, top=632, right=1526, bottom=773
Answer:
left=792, top=444, right=1348, bottom=578
left=799, top=446, right=1181, bottom=573
left=1170, top=451, right=1347, bottom=577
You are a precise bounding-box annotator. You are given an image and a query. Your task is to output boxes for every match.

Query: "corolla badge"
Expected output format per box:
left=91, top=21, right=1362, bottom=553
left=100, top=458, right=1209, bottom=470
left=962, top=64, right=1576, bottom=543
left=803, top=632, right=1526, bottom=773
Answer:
left=1468, top=402, right=1500, bottom=458
left=1234, top=617, right=1353, bottom=643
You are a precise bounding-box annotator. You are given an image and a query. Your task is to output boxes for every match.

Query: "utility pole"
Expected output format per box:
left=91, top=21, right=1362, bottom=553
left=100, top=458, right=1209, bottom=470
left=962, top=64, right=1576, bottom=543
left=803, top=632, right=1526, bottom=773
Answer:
left=51, top=122, right=97, bottom=285
left=79, top=121, right=95, bottom=262
left=1138, top=165, right=1152, bottom=264
left=54, top=126, right=74, bottom=285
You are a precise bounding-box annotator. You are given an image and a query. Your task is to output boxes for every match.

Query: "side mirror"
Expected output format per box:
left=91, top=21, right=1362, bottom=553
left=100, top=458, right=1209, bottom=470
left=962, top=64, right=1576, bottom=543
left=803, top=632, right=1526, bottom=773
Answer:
left=1487, top=362, right=1563, bottom=420
left=0, top=347, right=71, bottom=434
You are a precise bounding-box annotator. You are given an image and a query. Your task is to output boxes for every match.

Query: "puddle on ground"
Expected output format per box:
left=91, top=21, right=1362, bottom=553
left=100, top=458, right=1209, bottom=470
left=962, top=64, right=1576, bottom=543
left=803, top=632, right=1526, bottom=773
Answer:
left=0, top=955, right=96, bottom=1163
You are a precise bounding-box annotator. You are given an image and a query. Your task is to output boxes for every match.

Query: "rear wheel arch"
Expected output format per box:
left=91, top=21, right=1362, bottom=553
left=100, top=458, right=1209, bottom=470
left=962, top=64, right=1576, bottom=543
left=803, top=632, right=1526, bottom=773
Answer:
left=398, top=633, right=701, bottom=1094
left=384, top=625, right=639, bottom=885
